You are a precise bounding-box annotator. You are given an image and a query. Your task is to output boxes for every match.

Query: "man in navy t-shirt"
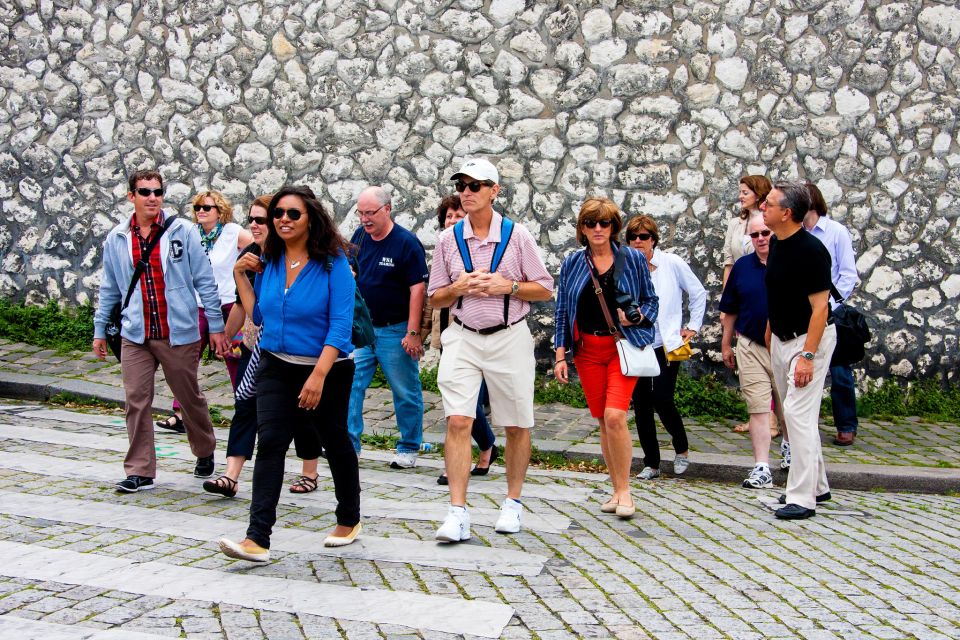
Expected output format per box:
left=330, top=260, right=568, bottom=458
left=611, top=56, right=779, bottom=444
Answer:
left=348, top=186, right=429, bottom=468
left=719, top=215, right=785, bottom=490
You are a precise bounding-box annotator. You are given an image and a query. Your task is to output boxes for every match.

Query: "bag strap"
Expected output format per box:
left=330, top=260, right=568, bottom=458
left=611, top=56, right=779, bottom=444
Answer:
left=585, top=251, right=623, bottom=340
left=829, top=284, right=844, bottom=303
left=121, top=216, right=176, bottom=312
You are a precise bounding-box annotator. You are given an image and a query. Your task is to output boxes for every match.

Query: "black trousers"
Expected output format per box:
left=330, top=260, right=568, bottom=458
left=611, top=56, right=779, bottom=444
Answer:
left=632, top=347, right=688, bottom=469
left=246, top=354, right=359, bottom=549
left=226, top=347, right=321, bottom=460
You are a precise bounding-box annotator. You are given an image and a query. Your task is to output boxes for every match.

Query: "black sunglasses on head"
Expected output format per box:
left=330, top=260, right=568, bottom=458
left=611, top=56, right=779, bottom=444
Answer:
left=135, top=188, right=164, bottom=197
left=270, top=207, right=304, bottom=221
left=626, top=232, right=653, bottom=242
left=583, top=219, right=612, bottom=229
left=455, top=180, right=493, bottom=193
left=749, top=229, right=772, bottom=238
left=248, top=215, right=268, bottom=225
left=193, top=204, right=218, bottom=212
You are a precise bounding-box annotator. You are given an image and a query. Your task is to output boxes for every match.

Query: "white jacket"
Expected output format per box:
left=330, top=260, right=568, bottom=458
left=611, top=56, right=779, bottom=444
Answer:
left=648, top=248, right=707, bottom=352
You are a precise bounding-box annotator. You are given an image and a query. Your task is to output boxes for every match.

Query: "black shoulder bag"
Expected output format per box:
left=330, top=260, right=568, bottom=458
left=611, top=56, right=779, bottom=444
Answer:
left=828, top=285, right=871, bottom=367
left=104, top=217, right=176, bottom=362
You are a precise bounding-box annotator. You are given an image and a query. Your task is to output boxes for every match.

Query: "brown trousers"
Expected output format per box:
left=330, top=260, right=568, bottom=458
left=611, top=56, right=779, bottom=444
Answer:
left=120, top=338, right=217, bottom=478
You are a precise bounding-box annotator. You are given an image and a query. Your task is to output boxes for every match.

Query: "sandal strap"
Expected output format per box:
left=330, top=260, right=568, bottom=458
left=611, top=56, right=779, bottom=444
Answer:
left=291, top=474, right=318, bottom=490
left=214, top=475, right=237, bottom=489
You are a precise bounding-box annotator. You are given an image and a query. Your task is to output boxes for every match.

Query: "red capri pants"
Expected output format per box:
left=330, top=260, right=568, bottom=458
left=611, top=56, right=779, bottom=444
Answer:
left=573, top=333, right=639, bottom=418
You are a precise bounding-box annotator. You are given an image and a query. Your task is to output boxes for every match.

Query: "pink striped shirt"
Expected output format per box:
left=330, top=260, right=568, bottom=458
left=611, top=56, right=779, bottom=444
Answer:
left=428, top=213, right=553, bottom=330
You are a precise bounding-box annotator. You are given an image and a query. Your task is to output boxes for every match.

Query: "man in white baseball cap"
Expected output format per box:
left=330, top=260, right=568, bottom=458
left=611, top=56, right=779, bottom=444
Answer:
left=428, top=157, right=554, bottom=542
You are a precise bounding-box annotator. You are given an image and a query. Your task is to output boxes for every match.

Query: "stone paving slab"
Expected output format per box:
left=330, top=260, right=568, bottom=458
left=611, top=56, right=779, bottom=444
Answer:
left=0, top=614, right=170, bottom=639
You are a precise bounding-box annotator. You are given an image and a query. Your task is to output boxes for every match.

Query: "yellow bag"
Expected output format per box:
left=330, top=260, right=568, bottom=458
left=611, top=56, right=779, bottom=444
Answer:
left=665, top=340, right=693, bottom=362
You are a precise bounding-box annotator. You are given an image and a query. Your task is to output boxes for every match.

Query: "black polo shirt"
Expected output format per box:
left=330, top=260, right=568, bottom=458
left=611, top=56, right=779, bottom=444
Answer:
left=765, top=228, right=832, bottom=341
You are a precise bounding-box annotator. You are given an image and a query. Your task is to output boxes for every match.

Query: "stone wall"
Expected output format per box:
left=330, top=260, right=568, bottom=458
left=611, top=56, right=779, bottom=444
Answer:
left=1, top=0, right=958, bottom=380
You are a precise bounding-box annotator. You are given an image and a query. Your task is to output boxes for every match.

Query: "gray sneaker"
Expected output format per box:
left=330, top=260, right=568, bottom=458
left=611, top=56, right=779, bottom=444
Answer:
left=780, top=441, right=791, bottom=470
left=673, top=455, right=690, bottom=475
left=636, top=466, right=660, bottom=480
left=742, top=465, right=774, bottom=489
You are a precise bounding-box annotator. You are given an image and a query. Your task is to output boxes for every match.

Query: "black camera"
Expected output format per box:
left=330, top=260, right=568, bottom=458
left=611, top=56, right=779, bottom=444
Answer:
left=614, top=292, right=644, bottom=325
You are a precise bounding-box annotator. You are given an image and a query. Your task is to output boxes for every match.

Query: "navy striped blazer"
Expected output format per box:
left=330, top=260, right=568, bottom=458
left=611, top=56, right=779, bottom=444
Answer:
left=554, top=243, right=659, bottom=354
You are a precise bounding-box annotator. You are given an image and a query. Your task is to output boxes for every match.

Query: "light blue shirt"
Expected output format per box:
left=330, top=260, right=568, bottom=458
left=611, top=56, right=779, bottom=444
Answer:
left=807, top=215, right=859, bottom=303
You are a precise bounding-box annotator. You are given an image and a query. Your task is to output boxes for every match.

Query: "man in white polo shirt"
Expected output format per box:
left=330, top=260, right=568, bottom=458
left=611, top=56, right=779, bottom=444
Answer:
left=428, top=158, right=554, bottom=541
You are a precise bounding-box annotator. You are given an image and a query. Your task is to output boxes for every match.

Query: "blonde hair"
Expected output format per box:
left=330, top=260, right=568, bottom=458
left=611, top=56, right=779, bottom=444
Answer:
left=191, top=191, right=234, bottom=224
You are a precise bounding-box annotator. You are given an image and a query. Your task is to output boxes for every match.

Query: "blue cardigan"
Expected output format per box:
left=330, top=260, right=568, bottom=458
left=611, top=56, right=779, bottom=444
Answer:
left=554, top=244, right=659, bottom=354
left=255, top=251, right=355, bottom=358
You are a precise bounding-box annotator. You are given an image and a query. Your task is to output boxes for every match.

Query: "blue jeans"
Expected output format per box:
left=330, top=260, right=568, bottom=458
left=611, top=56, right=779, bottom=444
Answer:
left=830, top=364, right=858, bottom=434
left=472, top=380, right=495, bottom=452
left=348, top=322, right=424, bottom=453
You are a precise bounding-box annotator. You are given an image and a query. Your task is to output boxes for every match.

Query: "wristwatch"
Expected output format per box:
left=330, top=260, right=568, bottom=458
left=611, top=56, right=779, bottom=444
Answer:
left=407, top=330, right=419, bottom=337
left=510, top=280, right=520, bottom=295
left=801, top=351, right=815, bottom=361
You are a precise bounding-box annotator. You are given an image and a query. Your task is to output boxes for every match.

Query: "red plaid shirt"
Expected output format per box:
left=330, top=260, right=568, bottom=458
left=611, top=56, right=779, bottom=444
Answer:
left=131, top=213, right=170, bottom=340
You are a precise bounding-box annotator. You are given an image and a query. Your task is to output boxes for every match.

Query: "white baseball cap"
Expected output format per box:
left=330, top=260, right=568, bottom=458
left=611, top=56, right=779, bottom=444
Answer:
left=450, top=158, right=499, bottom=184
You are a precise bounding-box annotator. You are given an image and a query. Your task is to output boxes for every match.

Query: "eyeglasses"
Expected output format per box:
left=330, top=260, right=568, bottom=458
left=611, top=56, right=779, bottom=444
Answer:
left=455, top=180, right=493, bottom=193
left=626, top=232, right=653, bottom=242
left=764, top=200, right=781, bottom=209
left=583, top=219, right=612, bottom=229
left=357, top=204, right=386, bottom=218
left=135, top=188, right=164, bottom=197
left=749, top=229, right=772, bottom=239
left=193, top=204, right=218, bottom=212
left=270, top=207, right=304, bottom=221
left=247, top=215, right=268, bottom=225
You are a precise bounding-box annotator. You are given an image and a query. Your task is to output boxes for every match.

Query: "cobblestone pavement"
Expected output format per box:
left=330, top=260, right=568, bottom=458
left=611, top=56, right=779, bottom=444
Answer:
left=1, top=403, right=960, bottom=639
left=0, top=339, right=957, bottom=469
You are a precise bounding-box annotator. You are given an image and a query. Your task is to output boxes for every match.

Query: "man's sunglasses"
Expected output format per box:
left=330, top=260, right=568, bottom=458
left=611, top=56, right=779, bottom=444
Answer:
left=193, top=204, right=218, bottom=212
left=626, top=232, right=653, bottom=242
left=248, top=215, right=268, bottom=225
left=749, top=229, right=772, bottom=238
left=270, top=207, right=304, bottom=221
left=135, top=188, right=164, bottom=197
left=583, top=219, right=612, bottom=229
left=455, top=180, right=493, bottom=193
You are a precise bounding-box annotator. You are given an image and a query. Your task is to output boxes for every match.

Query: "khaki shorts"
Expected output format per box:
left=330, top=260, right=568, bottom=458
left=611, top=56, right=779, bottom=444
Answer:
left=437, top=320, right=536, bottom=428
left=736, top=335, right=783, bottom=418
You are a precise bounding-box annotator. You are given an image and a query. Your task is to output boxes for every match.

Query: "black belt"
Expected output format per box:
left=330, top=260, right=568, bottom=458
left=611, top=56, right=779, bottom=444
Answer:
left=776, top=318, right=833, bottom=342
left=454, top=316, right=523, bottom=335
left=581, top=329, right=615, bottom=336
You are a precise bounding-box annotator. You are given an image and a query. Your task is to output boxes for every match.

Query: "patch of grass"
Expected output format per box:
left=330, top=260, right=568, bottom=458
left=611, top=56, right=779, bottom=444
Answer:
left=208, top=405, right=231, bottom=428
left=527, top=445, right=606, bottom=472
left=48, top=392, right=122, bottom=411
left=0, top=300, right=95, bottom=353
left=420, top=366, right=439, bottom=394
left=534, top=375, right=588, bottom=408
left=858, top=378, right=960, bottom=422
left=368, top=365, right=388, bottom=389
left=674, top=371, right=748, bottom=421
left=361, top=431, right=399, bottom=450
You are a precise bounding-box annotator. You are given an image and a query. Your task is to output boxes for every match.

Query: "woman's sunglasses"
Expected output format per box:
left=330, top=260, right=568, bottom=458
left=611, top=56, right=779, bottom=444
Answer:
left=749, top=230, right=772, bottom=238
left=193, top=204, right=218, bottom=212
left=626, top=232, right=653, bottom=242
left=455, top=180, right=493, bottom=193
left=270, top=207, right=304, bottom=221
left=135, top=188, right=164, bottom=197
left=583, top=219, right=612, bottom=229
left=248, top=215, right=268, bottom=225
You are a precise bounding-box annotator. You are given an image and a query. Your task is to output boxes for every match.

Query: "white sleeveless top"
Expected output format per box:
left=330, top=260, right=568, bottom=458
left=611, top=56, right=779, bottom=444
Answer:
left=198, top=222, right=243, bottom=307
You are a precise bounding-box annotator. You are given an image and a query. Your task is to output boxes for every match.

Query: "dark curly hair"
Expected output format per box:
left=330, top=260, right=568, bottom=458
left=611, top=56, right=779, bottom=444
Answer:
left=263, top=185, right=349, bottom=265
left=436, top=194, right=461, bottom=229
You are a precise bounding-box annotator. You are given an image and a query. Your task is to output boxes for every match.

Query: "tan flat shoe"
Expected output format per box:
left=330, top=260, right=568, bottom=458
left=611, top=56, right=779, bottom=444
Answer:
left=600, top=499, right=618, bottom=514
left=324, top=523, right=362, bottom=547
left=615, top=502, right=636, bottom=519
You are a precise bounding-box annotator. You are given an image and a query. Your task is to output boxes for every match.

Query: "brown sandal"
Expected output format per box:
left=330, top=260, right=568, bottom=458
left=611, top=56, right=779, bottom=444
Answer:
left=289, top=474, right=319, bottom=494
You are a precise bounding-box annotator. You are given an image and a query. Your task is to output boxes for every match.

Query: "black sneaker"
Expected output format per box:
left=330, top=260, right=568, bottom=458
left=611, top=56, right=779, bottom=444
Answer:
left=195, top=455, right=215, bottom=478
left=775, top=503, right=816, bottom=520
left=778, top=491, right=831, bottom=504
left=116, top=475, right=155, bottom=493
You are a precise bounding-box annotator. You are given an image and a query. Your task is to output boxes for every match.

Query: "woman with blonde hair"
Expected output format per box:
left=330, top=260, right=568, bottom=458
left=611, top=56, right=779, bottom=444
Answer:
left=554, top=197, right=658, bottom=517
left=157, top=191, right=253, bottom=453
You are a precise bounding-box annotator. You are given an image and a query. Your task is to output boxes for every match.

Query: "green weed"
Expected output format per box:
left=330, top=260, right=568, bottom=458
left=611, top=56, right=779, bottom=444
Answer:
left=857, top=378, right=960, bottom=422
left=0, top=300, right=95, bottom=353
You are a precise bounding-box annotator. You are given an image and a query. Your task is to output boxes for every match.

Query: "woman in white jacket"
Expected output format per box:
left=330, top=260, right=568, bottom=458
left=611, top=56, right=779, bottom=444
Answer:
left=626, top=215, right=706, bottom=480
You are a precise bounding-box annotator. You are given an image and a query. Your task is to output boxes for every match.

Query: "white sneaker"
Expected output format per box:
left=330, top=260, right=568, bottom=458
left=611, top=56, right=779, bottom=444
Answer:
left=742, top=465, right=774, bottom=489
left=435, top=506, right=470, bottom=543
left=636, top=467, right=660, bottom=480
left=390, top=451, right=418, bottom=469
left=780, top=441, right=791, bottom=470
left=494, top=499, right=523, bottom=534
left=673, top=455, right=690, bottom=474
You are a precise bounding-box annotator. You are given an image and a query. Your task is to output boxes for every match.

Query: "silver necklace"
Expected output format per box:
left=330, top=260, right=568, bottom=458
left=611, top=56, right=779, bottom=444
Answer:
left=288, top=256, right=306, bottom=269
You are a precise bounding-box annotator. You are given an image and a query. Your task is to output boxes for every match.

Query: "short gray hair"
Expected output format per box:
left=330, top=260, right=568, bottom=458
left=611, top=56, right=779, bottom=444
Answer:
left=360, top=185, right=391, bottom=208
left=773, top=181, right=811, bottom=223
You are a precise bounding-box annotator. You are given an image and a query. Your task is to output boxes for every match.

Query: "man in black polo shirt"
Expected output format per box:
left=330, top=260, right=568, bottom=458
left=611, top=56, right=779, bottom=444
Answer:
left=761, top=181, right=838, bottom=520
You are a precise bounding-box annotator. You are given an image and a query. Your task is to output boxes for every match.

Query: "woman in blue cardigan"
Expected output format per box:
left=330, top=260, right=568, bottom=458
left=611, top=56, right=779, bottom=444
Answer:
left=219, top=185, right=361, bottom=562
left=554, top=197, right=658, bottom=518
